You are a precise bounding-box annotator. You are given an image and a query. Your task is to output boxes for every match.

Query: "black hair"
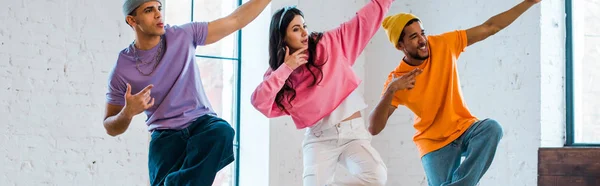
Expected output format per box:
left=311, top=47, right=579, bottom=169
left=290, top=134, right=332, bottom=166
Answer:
left=268, top=7, right=325, bottom=113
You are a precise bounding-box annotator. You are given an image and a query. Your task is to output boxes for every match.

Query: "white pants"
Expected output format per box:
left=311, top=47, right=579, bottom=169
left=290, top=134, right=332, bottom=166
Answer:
left=302, top=117, right=387, bottom=186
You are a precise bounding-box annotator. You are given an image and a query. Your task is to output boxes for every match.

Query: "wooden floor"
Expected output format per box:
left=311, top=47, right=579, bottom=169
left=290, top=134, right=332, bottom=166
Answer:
left=538, top=148, right=600, bottom=186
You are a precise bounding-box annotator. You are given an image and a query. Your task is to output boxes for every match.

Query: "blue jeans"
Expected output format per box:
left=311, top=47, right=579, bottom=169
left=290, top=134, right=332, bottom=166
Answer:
left=148, top=114, right=235, bottom=186
left=421, top=118, right=503, bottom=186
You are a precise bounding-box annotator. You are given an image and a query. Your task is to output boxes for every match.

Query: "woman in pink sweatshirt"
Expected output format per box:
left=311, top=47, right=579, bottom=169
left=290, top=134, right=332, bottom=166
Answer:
left=251, top=0, right=409, bottom=185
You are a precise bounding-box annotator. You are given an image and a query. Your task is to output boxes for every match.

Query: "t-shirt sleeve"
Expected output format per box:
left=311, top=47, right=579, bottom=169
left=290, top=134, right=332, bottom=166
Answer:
left=179, top=22, right=209, bottom=46
left=440, top=30, right=468, bottom=59
left=105, top=70, right=126, bottom=106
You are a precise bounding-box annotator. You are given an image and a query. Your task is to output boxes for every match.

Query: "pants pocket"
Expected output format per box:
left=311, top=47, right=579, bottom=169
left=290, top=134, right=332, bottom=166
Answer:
left=150, top=130, right=161, bottom=140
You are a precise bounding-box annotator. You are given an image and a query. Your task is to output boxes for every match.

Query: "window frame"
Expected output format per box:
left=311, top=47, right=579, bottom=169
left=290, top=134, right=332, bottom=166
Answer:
left=564, top=0, right=600, bottom=146
left=182, top=0, right=243, bottom=184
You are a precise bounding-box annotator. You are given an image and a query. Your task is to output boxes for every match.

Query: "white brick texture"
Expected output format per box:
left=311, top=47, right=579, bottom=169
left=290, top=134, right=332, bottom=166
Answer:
left=1, top=0, right=150, bottom=185
left=1, top=0, right=574, bottom=185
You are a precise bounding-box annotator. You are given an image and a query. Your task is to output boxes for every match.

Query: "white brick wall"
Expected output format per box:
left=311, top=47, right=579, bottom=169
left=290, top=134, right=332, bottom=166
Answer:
left=1, top=0, right=150, bottom=185
left=1, top=0, right=570, bottom=185
left=270, top=0, right=565, bottom=186
left=540, top=0, right=566, bottom=147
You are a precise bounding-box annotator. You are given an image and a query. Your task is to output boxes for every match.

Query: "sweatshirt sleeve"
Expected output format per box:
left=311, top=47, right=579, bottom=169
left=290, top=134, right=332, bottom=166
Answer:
left=250, top=64, right=295, bottom=117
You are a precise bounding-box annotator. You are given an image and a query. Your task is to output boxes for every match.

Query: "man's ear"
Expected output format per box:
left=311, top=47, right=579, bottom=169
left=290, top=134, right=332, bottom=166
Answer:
left=126, top=16, right=136, bottom=27
left=397, top=40, right=405, bottom=51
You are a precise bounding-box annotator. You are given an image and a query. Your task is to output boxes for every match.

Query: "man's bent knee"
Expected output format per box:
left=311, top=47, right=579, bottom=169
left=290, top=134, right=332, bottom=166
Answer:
left=211, top=121, right=235, bottom=141
left=482, top=118, right=503, bottom=141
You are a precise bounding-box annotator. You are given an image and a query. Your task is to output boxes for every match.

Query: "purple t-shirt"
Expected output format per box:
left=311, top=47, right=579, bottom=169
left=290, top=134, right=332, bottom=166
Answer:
left=106, top=22, right=216, bottom=131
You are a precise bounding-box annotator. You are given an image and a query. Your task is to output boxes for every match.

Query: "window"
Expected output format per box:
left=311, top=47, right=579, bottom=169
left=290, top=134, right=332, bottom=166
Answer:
left=165, top=0, right=242, bottom=185
left=566, top=0, right=600, bottom=145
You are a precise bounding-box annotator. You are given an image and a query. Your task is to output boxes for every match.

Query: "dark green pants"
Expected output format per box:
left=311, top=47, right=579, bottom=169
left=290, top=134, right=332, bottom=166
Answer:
left=148, top=115, right=235, bottom=186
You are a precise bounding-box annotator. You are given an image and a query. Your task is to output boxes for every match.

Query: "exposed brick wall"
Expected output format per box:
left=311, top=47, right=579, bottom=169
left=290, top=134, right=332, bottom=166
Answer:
left=0, top=0, right=151, bottom=185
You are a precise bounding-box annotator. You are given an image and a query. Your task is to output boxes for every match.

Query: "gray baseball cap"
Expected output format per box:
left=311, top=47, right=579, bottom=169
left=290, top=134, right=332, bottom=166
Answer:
left=123, top=0, right=162, bottom=16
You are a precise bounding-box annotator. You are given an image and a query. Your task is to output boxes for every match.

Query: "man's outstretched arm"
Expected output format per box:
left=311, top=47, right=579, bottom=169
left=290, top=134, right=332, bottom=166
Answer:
left=205, top=0, right=271, bottom=45
left=466, top=0, right=540, bottom=46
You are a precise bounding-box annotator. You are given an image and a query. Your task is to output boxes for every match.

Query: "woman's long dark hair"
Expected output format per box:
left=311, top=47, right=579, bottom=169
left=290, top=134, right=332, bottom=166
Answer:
left=269, top=7, right=325, bottom=113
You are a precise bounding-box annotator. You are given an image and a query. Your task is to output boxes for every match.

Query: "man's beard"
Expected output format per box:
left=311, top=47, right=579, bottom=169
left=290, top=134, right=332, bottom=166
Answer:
left=408, top=50, right=429, bottom=61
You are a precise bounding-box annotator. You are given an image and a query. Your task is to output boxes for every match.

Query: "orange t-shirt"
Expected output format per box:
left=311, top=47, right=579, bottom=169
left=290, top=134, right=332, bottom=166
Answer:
left=382, top=30, right=478, bottom=158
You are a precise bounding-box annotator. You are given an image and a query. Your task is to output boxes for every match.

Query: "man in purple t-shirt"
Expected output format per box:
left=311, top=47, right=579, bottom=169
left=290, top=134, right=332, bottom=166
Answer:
left=103, top=0, right=270, bottom=185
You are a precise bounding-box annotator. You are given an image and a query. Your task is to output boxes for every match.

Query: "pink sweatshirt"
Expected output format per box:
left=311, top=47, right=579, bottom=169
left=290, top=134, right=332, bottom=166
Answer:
left=250, top=0, right=394, bottom=129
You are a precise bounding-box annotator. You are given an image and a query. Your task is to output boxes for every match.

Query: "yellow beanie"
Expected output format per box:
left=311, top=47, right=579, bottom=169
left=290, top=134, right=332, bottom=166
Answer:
left=381, top=13, right=419, bottom=50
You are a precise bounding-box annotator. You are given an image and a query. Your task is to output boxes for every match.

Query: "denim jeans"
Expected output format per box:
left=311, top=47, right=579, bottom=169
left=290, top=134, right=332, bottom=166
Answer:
left=421, top=118, right=503, bottom=186
left=148, top=114, right=235, bottom=186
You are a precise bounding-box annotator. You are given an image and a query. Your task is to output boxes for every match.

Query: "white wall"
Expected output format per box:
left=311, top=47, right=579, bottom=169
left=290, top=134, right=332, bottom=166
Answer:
left=0, top=0, right=274, bottom=185
left=0, top=0, right=150, bottom=185
left=365, top=0, right=563, bottom=186
left=367, top=0, right=542, bottom=185
left=0, top=0, right=567, bottom=185
left=540, top=0, right=566, bottom=147
left=267, top=0, right=566, bottom=186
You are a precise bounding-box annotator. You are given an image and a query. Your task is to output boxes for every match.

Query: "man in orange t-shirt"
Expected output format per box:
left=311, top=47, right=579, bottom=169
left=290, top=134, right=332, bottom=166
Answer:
left=368, top=0, right=541, bottom=185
